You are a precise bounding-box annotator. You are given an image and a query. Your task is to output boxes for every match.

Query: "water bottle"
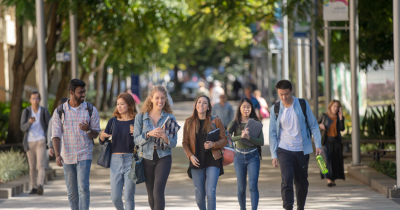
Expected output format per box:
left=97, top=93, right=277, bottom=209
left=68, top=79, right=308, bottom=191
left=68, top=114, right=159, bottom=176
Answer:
left=316, top=155, right=328, bottom=174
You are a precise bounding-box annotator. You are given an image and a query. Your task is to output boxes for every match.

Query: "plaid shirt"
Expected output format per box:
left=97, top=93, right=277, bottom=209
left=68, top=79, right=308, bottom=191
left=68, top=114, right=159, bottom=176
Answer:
left=51, top=101, right=101, bottom=164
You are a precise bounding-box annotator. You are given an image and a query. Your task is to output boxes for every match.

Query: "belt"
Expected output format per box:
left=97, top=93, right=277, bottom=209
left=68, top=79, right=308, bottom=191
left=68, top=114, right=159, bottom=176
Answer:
left=235, top=148, right=257, bottom=154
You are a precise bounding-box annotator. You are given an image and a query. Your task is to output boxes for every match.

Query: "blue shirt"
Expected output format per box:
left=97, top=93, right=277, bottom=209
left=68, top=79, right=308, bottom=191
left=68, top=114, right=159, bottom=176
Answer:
left=133, top=111, right=177, bottom=160
left=269, top=97, right=322, bottom=159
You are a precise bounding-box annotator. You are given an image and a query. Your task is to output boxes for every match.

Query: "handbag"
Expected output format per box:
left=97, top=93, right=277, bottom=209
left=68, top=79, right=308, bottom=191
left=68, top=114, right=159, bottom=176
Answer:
left=129, top=146, right=147, bottom=184
left=97, top=117, right=116, bottom=168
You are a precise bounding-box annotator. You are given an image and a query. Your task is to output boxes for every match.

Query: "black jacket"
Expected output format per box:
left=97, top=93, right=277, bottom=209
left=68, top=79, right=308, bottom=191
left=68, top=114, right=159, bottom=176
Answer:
left=317, top=113, right=345, bottom=146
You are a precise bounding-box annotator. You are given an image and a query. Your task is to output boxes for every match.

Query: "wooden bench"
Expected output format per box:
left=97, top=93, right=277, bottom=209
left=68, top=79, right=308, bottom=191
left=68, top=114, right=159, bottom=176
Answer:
left=341, top=139, right=395, bottom=161
left=367, top=149, right=396, bottom=161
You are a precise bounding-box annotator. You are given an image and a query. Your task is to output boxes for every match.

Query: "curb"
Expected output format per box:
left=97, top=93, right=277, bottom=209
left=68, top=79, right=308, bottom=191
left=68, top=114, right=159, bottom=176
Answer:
left=0, top=168, right=56, bottom=199
left=347, top=165, right=400, bottom=198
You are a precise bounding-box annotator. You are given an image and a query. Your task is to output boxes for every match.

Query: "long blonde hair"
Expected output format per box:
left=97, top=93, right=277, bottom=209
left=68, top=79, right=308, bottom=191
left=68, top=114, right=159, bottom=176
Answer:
left=140, top=85, right=173, bottom=114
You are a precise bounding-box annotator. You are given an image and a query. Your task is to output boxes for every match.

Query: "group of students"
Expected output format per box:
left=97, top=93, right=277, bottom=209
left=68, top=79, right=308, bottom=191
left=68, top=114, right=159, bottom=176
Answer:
left=20, top=78, right=345, bottom=210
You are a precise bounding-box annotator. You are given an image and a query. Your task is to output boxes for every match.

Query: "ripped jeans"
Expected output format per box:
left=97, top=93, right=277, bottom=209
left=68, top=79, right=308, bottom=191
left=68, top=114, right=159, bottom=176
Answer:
left=191, top=167, right=220, bottom=210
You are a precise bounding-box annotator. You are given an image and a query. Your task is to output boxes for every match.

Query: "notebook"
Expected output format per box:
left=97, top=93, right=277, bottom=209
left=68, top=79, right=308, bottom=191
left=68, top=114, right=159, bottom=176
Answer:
left=205, top=128, right=220, bottom=152
left=207, top=128, right=220, bottom=142
left=240, top=119, right=263, bottom=146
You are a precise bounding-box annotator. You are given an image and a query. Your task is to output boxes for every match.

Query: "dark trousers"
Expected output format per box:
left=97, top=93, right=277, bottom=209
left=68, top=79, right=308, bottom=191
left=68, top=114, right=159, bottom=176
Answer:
left=277, top=148, right=310, bottom=210
left=143, top=150, right=172, bottom=210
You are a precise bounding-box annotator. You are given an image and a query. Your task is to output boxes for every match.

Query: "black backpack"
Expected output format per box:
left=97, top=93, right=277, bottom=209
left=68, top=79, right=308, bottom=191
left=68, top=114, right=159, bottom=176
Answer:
left=274, top=99, right=311, bottom=138
left=57, top=102, right=94, bottom=143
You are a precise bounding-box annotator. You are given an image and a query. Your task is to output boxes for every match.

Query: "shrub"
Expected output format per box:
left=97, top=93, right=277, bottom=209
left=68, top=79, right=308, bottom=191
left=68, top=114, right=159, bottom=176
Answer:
left=369, top=160, right=396, bottom=179
left=0, top=149, right=29, bottom=182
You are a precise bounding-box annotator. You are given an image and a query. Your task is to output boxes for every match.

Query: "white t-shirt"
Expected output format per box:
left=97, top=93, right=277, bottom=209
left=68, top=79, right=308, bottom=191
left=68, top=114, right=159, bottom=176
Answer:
left=278, top=104, right=303, bottom=151
left=28, top=107, right=45, bottom=142
left=70, top=105, right=79, bottom=113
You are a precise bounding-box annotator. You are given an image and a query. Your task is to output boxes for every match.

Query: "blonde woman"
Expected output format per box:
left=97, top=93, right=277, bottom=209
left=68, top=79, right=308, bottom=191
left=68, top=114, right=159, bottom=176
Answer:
left=317, top=100, right=345, bottom=187
left=133, top=86, right=177, bottom=210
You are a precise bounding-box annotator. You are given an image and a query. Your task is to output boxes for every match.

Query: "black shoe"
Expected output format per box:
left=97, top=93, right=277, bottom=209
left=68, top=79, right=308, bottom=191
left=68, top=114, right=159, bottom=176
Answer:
left=37, top=185, right=43, bottom=195
left=29, top=188, right=38, bottom=194
left=327, top=183, right=334, bottom=187
left=333, top=183, right=336, bottom=186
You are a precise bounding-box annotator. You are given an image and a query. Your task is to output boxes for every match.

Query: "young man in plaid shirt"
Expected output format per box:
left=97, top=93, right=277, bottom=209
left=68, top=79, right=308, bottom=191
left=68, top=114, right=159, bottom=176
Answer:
left=52, top=79, right=101, bottom=210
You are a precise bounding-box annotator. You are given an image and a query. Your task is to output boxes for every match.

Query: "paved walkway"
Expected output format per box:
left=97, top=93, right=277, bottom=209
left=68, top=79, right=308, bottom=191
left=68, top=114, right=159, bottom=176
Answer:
left=1, top=146, right=399, bottom=209
left=1, top=101, right=399, bottom=209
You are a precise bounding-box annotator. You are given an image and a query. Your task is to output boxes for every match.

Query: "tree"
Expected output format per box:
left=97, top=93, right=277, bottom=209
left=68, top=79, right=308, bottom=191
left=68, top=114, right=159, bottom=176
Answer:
left=2, top=1, right=63, bottom=144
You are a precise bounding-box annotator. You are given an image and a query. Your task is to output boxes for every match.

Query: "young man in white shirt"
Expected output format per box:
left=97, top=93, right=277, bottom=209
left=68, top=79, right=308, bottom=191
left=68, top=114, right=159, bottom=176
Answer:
left=269, top=80, right=322, bottom=210
left=20, top=92, right=51, bottom=195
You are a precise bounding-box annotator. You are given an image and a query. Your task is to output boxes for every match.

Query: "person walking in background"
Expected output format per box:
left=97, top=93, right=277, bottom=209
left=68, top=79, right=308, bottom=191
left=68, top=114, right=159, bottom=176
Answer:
left=47, top=98, right=68, bottom=157
left=20, top=91, right=51, bottom=195
left=269, top=80, right=322, bottom=210
left=211, top=94, right=234, bottom=129
left=253, top=90, right=269, bottom=119
left=196, top=81, right=210, bottom=99
left=227, top=98, right=264, bottom=210
left=243, top=86, right=261, bottom=120
left=100, top=93, right=138, bottom=210
left=317, top=100, right=345, bottom=187
left=233, top=78, right=242, bottom=100
left=182, top=95, right=227, bottom=210
left=133, top=85, right=177, bottom=210
left=52, top=79, right=101, bottom=210
left=210, top=80, right=224, bottom=106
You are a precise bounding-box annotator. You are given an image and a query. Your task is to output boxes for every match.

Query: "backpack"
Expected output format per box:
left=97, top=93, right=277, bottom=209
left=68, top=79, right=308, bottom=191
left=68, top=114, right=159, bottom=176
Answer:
left=274, top=99, right=311, bottom=138
left=57, top=102, right=94, bottom=143
left=211, top=115, right=234, bottom=148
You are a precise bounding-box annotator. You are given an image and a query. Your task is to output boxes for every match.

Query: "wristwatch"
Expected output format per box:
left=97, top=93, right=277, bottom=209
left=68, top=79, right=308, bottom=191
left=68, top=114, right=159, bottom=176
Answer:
left=86, top=129, right=91, bottom=134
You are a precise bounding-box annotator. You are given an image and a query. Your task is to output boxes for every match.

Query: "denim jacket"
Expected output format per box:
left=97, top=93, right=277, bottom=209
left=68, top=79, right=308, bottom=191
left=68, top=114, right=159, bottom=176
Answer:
left=133, top=111, right=177, bottom=160
left=269, top=97, right=322, bottom=159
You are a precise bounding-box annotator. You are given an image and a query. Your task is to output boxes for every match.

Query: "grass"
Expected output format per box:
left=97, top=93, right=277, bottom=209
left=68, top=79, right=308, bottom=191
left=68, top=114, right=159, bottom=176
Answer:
left=369, top=161, right=396, bottom=179
left=0, top=149, right=29, bottom=183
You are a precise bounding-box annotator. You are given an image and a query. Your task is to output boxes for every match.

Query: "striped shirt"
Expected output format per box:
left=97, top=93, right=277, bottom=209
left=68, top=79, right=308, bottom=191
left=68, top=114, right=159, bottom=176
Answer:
left=51, top=101, right=101, bottom=164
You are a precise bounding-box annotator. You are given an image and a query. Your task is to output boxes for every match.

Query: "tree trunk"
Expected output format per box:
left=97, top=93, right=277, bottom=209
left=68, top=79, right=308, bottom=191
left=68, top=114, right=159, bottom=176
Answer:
left=100, top=66, right=108, bottom=111
left=53, top=62, right=71, bottom=114
left=108, top=75, right=116, bottom=109
left=6, top=69, right=30, bottom=144
left=95, top=67, right=103, bottom=108
left=6, top=19, right=39, bottom=144
left=117, top=73, right=121, bottom=96
left=46, top=3, right=61, bottom=89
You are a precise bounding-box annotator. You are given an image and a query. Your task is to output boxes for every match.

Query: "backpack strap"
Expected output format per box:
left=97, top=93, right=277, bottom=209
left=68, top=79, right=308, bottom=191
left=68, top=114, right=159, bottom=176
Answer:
left=274, top=102, right=280, bottom=119
left=298, top=98, right=311, bottom=137
left=57, top=104, right=65, bottom=124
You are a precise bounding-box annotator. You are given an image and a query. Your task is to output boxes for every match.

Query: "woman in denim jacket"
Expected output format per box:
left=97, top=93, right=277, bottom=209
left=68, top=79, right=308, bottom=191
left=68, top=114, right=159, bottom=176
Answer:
left=133, top=85, right=177, bottom=210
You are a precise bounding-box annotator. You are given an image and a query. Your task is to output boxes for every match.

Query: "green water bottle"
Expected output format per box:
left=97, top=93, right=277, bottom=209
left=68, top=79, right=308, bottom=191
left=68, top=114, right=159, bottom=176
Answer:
left=316, top=155, right=328, bottom=174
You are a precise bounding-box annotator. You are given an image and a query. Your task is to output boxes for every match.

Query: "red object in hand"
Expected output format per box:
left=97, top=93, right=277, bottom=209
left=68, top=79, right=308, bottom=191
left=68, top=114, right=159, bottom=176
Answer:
left=222, top=147, right=235, bottom=166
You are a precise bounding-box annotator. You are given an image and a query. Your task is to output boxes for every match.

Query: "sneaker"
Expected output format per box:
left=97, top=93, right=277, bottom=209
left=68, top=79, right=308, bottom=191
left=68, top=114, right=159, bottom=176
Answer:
left=37, top=185, right=43, bottom=195
left=29, top=188, right=38, bottom=194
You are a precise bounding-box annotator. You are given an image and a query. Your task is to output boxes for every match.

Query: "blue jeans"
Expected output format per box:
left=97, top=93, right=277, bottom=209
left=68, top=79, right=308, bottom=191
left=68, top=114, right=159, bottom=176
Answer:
left=63, top=159, right=92, bottom=210
left=234, top=149, right=260, bottom=210
left=191, top=166, right=220, bottom=210
left=110, top=154, right=136, bottom=210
